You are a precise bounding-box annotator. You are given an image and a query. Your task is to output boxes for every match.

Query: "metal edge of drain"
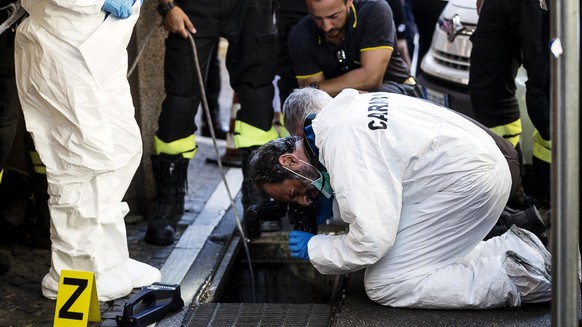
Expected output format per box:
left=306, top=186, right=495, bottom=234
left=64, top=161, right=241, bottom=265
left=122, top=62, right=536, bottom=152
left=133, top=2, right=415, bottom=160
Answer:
left=197, top=234, right=243, bottom=304
left=182, top=228, right=349, bottom=327
left=153, top=169, right=243, bottom=327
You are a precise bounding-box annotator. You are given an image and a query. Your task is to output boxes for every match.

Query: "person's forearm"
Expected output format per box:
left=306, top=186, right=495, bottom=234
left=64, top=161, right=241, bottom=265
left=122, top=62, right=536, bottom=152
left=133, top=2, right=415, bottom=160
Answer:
left=318, top=68, right=384, bottom=96
left=158, top=1, right=196, bottom=38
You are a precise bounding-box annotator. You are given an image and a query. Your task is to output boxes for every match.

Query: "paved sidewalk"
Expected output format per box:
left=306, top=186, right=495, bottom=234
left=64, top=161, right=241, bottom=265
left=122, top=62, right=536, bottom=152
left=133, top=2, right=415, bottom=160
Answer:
left=0, top=139, right=236, bottom=326
left=1, top=138, right=580, bottom=327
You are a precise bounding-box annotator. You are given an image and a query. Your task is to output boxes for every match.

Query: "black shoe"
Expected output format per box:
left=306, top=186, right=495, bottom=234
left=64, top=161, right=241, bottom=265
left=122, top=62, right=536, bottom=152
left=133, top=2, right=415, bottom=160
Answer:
left=501, top=206, right=548, bottom=245
left=145, top=216, right=176, bottom=245
left=515, top=194, right=551, bottom=229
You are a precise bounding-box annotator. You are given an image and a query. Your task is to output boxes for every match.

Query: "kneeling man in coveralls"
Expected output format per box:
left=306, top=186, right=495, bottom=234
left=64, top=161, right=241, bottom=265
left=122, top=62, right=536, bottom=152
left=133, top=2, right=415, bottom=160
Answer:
left=249, top=88, right=551, bottom=308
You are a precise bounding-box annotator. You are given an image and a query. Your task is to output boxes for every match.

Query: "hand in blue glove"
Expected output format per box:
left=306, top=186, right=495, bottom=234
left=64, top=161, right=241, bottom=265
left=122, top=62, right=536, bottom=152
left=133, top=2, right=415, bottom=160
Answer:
left=316, top=194, right=334, bottom=226
left=102, top=0, right=135, bottom=19
left=288, top=230, right=315, bottom=260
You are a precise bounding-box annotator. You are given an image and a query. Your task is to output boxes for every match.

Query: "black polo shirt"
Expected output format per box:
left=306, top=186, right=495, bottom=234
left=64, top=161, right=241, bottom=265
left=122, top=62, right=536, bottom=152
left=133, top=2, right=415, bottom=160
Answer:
left=288, top=0, right=411, bottom=84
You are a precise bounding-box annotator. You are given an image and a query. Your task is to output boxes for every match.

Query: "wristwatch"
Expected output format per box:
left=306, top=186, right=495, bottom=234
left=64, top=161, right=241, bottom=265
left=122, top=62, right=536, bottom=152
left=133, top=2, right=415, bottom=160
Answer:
left=157, top=1, right=176, bottom=16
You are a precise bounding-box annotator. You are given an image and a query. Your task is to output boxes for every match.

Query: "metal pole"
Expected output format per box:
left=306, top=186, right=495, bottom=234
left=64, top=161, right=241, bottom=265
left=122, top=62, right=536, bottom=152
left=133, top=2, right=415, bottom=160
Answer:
left=550, top=0, right=580, bottom=325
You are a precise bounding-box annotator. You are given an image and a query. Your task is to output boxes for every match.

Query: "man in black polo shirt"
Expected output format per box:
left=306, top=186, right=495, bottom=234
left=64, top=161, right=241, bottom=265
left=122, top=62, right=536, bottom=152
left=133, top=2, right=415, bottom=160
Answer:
left=288, top=0, right=421, bottom=97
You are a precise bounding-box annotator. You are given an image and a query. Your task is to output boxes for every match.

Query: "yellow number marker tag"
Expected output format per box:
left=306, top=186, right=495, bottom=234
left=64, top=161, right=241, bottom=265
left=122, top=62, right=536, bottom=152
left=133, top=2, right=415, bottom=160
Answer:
left=53, top=270, right=100, bottom=326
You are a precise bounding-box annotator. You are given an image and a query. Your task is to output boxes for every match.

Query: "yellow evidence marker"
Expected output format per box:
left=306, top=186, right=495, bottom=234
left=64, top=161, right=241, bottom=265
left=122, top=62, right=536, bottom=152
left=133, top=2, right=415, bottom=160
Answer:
left=53, top=270, right=100, bottom=326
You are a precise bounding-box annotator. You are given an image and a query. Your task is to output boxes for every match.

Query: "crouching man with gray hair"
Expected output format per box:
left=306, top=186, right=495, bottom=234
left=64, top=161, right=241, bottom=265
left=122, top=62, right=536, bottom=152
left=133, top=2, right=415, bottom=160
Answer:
left=249, top=88, right=551, bottom=308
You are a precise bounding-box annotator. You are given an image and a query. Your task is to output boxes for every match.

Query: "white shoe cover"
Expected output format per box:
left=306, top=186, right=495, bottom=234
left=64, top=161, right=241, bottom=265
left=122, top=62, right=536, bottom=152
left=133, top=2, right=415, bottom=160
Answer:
left=121, top=258, right=161, bottom=288
left=95, top=268, right=134, bottom=301
left=503, top=250, right=552, bottom=303
left=41, top=268, right=60, bottom=300
left=508, top=225, right=551, bottom=276
left=41, top=266, right=134, bottom=302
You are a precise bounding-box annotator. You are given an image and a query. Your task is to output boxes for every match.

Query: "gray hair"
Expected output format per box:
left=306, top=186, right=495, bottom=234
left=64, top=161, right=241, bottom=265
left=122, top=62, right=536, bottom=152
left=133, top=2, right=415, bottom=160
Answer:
left=283, top=88, right=332, bottom=136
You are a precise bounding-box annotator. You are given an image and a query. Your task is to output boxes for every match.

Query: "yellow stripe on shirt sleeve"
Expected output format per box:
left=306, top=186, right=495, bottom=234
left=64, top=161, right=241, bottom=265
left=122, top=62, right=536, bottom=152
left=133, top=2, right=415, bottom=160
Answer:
left=361, top=45, right=393, bottom=52
left=296, top=71, right=324, bottom=79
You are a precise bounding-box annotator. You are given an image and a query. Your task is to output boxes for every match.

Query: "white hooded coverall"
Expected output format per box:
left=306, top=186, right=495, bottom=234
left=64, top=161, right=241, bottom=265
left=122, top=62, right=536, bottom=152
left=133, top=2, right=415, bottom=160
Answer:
left=308, top=89, right=551, bottom=308
left=14, top=0, right=160, bottom=301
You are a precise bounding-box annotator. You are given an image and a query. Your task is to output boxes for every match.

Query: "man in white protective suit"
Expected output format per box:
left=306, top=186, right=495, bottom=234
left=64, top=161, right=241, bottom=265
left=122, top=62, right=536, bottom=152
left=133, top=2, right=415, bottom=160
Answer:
left=249, top=88, right=552, bottom=308
left=14, top=0, right=161, bottom=301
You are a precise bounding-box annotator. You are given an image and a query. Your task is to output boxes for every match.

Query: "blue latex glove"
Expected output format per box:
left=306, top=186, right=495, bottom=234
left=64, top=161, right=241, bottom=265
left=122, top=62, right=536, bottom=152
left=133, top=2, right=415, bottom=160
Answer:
left=316, top=193, right=334, bottom=226
left=288, top=230, right=315, bottom=260
left=102, top=0, right=135, bottom=19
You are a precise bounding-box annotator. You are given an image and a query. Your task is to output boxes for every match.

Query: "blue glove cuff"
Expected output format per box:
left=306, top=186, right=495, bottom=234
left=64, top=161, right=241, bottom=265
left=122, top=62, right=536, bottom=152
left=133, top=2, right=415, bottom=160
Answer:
left=102, top=0, right=133, bottom=19
left=288, top=230, right=315, bottom=260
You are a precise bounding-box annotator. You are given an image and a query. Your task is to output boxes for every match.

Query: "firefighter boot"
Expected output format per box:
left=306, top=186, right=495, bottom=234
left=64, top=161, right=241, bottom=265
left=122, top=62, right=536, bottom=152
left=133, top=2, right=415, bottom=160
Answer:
left=175, top=164, right=188, bottom=217
left=500, top=206, right=548, bottom=245
left=485, top=205, right=547, bottom=244
left=201, top=112, right=228, bottom=140
left=145, top=154, right=189, bottom=245
left=241, top=148, right=281, bottom=232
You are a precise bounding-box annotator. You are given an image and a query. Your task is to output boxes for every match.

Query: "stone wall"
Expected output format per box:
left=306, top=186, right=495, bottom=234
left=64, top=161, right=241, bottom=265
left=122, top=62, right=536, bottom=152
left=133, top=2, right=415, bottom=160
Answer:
left=125, top=1, right=167, bottom=220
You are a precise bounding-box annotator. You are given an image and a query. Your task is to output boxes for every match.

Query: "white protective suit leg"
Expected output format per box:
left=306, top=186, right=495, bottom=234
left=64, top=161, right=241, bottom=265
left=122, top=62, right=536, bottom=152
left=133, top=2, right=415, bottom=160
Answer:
left=466, top=226, right=552, bottom=303
left=14, top=2, right=160, bottom=301
left=365, top=226, right=552, bottom=308
left=363, top=156, right=520, bottom=308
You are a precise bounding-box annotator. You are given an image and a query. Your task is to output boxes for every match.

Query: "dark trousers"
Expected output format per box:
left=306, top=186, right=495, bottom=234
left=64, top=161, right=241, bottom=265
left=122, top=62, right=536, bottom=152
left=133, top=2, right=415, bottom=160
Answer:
left=409, top=0, right=448, bottom=74
left=157, top=0, right=278, bottom=143
left=469, top=0, right=550, bottom=139
left=469, top=0, right=550, bottom=201
left=199, top=41, right=223, bottom=131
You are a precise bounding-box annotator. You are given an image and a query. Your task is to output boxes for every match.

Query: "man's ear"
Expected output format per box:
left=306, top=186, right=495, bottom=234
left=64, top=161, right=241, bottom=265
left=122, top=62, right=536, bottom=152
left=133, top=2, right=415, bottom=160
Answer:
left=346, top=0, right=354, bottom=10
left=278, top=153, right=297, bottom=168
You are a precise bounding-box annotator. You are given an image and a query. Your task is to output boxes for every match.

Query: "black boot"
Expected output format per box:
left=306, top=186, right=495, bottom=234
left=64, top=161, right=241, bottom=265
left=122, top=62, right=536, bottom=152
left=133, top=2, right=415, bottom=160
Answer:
left=500, top=206, right=547, bottom=244
left=201, top=121, right=228, bottom=140
left=145, top=154, right=189, bottom=245
left=486, top=205, right=548, bottom=244
left=175, top=164, right=188, bottom=217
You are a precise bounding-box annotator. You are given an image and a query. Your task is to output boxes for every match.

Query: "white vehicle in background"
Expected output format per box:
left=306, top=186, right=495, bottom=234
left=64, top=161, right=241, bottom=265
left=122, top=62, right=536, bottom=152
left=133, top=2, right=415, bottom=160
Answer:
left=417, top=0, right=534, bottom=163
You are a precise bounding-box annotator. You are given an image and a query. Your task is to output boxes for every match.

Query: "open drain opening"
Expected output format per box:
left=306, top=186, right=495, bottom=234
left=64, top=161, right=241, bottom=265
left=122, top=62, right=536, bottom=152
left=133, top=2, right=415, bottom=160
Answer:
left=185, top=234, right=343, bottom=326
left=215, top=237, right=341, bottom=304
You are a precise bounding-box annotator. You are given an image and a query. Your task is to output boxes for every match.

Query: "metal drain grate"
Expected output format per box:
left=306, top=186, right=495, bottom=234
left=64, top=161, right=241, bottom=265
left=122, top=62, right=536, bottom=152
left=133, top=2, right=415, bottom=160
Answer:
left=186, top=303, right=332, bottom=327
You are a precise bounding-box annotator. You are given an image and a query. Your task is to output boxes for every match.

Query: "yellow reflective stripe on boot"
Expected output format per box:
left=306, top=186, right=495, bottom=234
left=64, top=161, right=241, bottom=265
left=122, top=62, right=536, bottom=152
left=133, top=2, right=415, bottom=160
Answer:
left=532, top=130, right=551, bottom=164
left=154, top=135, right=198, bottom=159
left=29, top=151, right=47, bottom=175
left=489, top=119, right=522, bottom=148
left=0, top=169, right=3, bottom=183
left=234, top=120, right=279, bottom=149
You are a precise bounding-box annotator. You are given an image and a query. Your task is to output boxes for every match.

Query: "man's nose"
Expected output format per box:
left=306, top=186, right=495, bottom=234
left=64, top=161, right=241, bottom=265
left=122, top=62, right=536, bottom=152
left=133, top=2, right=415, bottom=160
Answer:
left=320, top=19, right=333, bottom=32
left=296, top=195, right=312, bottom=207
